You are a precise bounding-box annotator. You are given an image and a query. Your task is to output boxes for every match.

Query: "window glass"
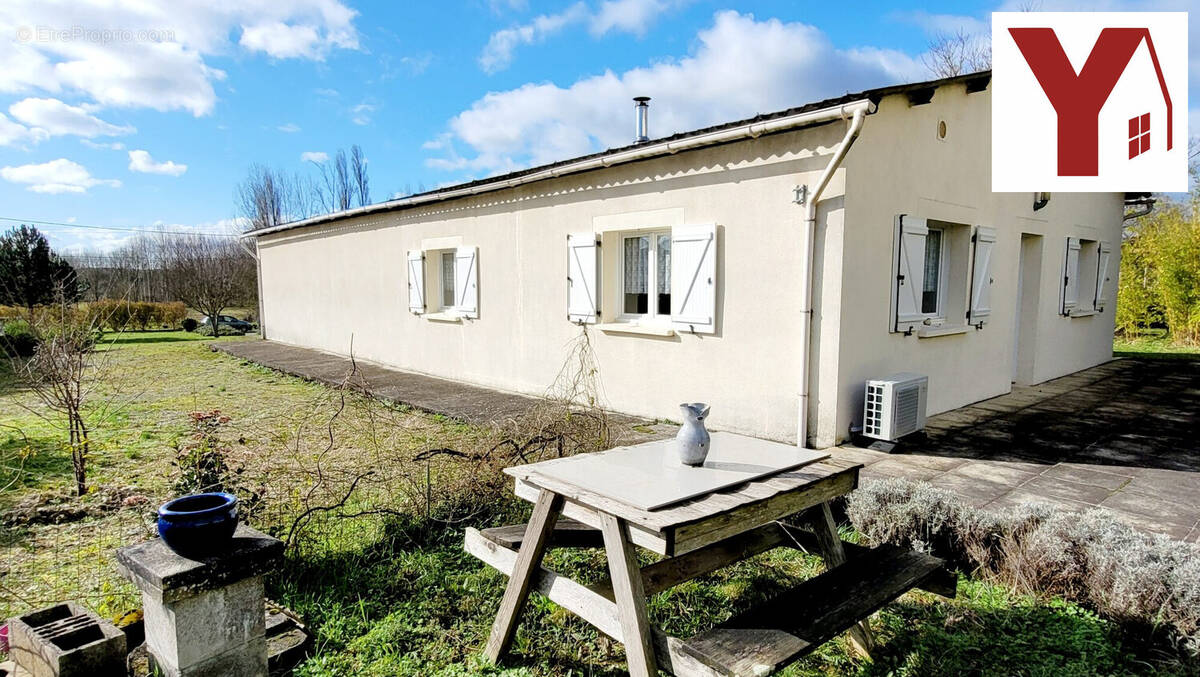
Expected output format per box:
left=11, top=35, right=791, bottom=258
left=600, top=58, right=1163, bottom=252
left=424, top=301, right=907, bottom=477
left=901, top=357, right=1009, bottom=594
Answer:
left=441, top=251, right=455, bottom=308
left=656, top=234, right=672, bottom=315
left=922, top=228, right=942, bottom=314
left=623, top=235, right=649, bottom=314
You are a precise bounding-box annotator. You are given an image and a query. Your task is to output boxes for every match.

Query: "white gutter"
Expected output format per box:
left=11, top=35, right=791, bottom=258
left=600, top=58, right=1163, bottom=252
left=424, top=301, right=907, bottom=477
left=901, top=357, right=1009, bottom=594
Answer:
left=244, top=99, right=877, bottom=239
left=796, top=103, right=870, bottom=449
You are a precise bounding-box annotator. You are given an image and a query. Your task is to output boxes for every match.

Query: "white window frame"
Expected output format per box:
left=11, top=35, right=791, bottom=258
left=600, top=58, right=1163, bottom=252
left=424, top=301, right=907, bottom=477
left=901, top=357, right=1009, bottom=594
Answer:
left=618, top=229, right=672, bottom=325
left=920, top=225, right=950, bottom=324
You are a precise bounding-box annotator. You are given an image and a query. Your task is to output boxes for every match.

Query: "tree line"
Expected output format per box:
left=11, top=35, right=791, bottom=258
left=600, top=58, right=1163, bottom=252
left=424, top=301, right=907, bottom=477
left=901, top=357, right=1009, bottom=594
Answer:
left=1118, top=185, right=1200, bottom=345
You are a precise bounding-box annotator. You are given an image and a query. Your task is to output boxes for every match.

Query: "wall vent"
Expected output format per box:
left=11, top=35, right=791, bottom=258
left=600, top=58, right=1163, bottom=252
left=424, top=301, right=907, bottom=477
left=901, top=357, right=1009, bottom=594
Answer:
left=863, top=373, right=929, bottom=442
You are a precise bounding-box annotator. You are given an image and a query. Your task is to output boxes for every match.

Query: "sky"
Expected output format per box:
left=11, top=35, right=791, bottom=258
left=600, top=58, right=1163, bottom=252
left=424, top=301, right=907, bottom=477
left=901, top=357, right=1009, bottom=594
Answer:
left=0, top=0, right=1195, bottom=253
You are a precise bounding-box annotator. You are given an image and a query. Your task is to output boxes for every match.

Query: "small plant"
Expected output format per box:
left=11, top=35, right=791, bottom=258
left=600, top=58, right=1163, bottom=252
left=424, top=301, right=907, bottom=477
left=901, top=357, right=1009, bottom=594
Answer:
left=181, top=317, right=198, bottom=332
left=171, top=410, right=260, bottom=517
left=0, top=319, right=38, bottom=357
left=847, top=477, right=1200, bottom=659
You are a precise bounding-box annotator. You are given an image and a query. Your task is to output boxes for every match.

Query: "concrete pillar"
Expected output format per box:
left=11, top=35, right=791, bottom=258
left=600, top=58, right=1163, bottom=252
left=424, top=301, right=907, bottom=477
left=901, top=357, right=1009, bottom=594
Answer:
left=116, top=525, right=282, bottom=677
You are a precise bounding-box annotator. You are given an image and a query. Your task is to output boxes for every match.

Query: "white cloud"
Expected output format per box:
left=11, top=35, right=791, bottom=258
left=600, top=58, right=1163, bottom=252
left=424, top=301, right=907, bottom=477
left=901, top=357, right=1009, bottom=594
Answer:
left=277, top=122, right=302, bottom=133
left=314, top=88, right=340, bottom=97
left=9, top=97, right=134, bottom=138
left=301, top=151, right=328, bottom=163
left=439, top=11, right=923, bottom=173
left=480, top=3, right=588, bottom=74
left=891, top=10, right=988, bottom=38
left=0, top=158, right=121, bottom=193
left=0, top=1, right=360, bottom=116
left=81, top=139, right=125, bottom=150
left=479, top=1, right=685, bottom=73
left=128, top=149, right=187, bottom=176
left=351, top=103, right=376, bottom=126
left=589, top=0, right=676, bottom=37
left=0, top=111, right=48, bottom=147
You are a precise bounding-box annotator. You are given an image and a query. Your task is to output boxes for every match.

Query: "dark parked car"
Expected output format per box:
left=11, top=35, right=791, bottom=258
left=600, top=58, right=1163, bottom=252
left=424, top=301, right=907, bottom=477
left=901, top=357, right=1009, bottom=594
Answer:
left=200, top=315, right=254, bottom=332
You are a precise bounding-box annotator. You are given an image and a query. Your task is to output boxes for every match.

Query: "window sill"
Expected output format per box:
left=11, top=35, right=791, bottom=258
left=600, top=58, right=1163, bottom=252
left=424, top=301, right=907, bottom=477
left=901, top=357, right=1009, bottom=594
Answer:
left=597, top=322, right=676, bottom=337
left=425, top=312, right=462, bottom=323
left=1068, top=309, right=1098, bottom=318
left=917, top=325, right=969, bottom=338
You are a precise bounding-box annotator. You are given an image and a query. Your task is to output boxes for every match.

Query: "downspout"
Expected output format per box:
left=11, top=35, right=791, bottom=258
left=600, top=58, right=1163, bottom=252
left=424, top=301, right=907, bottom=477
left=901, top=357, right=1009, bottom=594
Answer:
left=796, top=103, right=870, bottom=448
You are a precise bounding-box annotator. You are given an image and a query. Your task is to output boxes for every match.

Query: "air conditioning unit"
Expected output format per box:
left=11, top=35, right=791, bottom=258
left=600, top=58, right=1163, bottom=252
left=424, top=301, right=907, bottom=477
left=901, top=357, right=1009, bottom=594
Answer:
left=863, top=373, right=928, bottom=442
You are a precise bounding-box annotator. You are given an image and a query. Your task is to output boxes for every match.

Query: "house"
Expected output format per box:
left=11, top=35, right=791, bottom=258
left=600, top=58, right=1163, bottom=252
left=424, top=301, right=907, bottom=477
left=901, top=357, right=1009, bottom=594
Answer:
left=243, top=71, right=1126, bottom=449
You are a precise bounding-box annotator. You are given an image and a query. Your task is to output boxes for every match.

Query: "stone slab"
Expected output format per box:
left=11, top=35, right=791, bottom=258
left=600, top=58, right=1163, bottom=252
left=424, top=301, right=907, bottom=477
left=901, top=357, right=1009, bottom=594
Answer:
left=116, top=525, right=282, bottom=603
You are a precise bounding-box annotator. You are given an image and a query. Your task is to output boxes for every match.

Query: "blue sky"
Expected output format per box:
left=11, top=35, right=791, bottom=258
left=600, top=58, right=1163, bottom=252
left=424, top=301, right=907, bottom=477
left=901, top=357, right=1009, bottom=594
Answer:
left=0, top=0, right=1194, bottom=252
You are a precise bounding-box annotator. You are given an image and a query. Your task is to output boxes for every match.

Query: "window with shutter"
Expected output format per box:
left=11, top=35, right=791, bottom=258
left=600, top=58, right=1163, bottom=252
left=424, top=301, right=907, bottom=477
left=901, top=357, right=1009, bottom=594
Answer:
left=968, top=226, right=996, bottom=325
left=1094, top=241, right=1113, bottom=310
left=455, top=246, right=478, bottom=318
left=894, top=216, right=928, bottom=330
left=407, top=250, right=425, bottom=314
left=669, top=223, right=717, bottom=334
left=1062, top=237, right=1080, bottom=315
left=567, top=232, right=599, bottom=324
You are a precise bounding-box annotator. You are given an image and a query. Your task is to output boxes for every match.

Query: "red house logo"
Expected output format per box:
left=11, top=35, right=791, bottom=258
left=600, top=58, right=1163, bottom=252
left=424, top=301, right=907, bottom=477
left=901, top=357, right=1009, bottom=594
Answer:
left=993, top=13, right=1187, bottom=192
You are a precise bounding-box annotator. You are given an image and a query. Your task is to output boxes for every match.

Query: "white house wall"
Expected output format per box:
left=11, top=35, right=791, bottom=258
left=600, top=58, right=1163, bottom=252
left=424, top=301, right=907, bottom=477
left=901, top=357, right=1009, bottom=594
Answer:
left=257, top=123, right=852, bottom=442
left=824, top=83, right=1123, bottom=448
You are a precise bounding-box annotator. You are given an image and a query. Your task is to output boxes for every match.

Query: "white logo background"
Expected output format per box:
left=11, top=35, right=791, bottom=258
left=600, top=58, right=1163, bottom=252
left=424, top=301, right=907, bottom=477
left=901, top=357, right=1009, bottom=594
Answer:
left=992, top=12, right=1188, bottom=192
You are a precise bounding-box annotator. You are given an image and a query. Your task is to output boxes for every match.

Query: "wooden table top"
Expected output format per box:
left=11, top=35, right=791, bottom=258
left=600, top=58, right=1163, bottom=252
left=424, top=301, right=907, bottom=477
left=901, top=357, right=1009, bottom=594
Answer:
left=507, top=455, right=862, bottom=556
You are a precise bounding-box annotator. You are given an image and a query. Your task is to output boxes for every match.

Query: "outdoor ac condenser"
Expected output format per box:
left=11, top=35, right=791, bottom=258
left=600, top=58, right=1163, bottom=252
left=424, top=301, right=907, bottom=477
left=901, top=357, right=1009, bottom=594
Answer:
left=863, top=373, right=929, bottom=442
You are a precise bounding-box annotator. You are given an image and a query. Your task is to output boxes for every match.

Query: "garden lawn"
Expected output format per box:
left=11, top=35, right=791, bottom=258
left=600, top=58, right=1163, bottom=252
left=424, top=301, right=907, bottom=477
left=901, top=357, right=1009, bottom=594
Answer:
left=0, top=332, right=1186, bottom=674
left=1114, top=330, right=1200, bottom=360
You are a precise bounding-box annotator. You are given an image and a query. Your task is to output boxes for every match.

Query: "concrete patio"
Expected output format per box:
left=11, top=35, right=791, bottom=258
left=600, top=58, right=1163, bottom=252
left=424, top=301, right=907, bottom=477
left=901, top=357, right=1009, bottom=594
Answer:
left=833, top=358, right=1200, bottom=542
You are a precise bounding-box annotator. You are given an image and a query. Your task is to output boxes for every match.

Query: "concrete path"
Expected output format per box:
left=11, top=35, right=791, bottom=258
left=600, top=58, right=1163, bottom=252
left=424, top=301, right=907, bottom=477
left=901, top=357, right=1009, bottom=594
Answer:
left=212, top=340, right=545, bottom=424
left=832, top=358, right=1200, bottom=542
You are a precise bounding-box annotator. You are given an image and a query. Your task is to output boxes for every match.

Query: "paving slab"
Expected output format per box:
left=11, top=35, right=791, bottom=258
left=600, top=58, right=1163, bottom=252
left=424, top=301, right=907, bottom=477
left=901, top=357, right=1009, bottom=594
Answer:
left=213, top=340, right=550, bottom=424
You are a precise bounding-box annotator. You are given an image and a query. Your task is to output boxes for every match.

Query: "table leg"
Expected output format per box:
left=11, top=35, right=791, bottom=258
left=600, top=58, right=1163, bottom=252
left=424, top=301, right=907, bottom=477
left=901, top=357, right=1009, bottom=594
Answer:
left=599, top=512, right=657, bottom=677
left=484, top=488, right=563, bottom=663
left=800, top=501, right=877, bottom=660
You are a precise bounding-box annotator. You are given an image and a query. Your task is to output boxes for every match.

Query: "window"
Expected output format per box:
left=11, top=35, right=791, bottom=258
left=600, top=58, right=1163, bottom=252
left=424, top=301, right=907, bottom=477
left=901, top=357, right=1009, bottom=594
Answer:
left=622, top=232, right=671, bottom=319
left=1128, top=113, right=1150, bottom=159
left=567, top=223, right=717, bottom=334
left=407, top=245, right=478, bottom=319
left=1062, top=237, right=1110, bottom=316
left=440, top=251, right=455, bottom=309
left=921, top=227, right=945, bottom=315
left=893, top=216, right=973, bottom=333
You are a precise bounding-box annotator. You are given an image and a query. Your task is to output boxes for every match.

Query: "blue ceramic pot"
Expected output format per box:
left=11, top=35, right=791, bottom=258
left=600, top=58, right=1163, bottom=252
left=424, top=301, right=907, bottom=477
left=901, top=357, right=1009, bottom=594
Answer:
left=157, top=492, right=239, bottom=559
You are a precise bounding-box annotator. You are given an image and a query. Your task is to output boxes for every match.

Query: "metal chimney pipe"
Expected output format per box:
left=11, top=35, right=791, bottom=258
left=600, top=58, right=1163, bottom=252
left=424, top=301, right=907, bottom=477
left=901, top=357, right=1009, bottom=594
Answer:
left=634, top=96, right=650, bottom=143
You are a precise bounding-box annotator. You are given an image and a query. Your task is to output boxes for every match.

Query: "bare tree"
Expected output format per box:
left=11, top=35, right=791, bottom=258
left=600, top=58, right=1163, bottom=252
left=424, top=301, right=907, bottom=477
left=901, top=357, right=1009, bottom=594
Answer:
left=158, top=234, right=254, bottom=336
left=351, top=144, right=370, bottom=207
left=922, top=28, right=992, bottom=78
left=9, top=293, right=110, bottom=495
left=237, top=164, right=286, bottom=232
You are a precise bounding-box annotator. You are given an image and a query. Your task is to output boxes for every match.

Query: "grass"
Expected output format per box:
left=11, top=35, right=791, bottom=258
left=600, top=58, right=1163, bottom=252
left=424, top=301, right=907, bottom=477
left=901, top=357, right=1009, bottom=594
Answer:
left=0, top=332, right=1188, bottom=674
left=1114, top=329, right=1200, bottom=360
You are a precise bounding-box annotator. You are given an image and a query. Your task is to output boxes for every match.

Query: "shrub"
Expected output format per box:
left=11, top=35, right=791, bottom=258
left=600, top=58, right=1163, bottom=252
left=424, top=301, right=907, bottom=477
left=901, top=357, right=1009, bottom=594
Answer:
left=847, top=478, right=1200, bottom=658
left=181, top=317, right=198, bottom=332
left=195, top=322, right=244, bottom=337
left=1, top=319, right=39, bottom=356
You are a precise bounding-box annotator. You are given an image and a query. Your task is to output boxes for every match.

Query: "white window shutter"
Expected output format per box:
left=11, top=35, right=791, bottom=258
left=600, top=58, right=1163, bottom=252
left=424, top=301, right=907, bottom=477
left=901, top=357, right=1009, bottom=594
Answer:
left=1094, top=241, right=1113, bottom=310
left=407, top=250, right=425, bottom=314
left=1062, top=237, right=1080, bottom=315
left=968, top=226, right=996, bottom=325
left=454, top=246, right=479, bottom=318
left=566, top=232, right=599, bottom=324
left=894, top=216, right=928, bottom=330
left=670, top=223, right=717, bottom=334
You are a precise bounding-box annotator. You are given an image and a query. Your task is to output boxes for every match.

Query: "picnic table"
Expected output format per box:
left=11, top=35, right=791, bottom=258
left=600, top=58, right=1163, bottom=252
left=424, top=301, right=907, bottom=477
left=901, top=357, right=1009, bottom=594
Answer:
left=465, top=432, right=953, bottom=676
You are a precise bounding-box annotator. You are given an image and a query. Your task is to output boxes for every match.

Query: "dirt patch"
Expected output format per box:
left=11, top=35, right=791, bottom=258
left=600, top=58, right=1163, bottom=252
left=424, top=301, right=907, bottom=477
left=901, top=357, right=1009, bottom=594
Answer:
left=1, top=485, right=151, bottom=527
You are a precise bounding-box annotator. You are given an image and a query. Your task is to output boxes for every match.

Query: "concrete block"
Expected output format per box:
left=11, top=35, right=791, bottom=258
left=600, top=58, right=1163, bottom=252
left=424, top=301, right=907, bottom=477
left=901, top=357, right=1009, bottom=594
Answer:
left=7, top=602, right=126, bottom=677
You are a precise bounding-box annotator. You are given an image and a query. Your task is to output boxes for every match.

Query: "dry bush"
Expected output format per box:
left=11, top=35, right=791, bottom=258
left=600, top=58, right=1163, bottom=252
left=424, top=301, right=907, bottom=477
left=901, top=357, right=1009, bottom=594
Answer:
left=847, top=477, right=1200, bottom=657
